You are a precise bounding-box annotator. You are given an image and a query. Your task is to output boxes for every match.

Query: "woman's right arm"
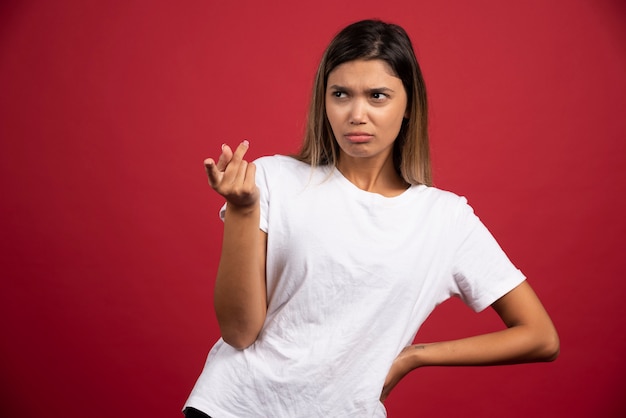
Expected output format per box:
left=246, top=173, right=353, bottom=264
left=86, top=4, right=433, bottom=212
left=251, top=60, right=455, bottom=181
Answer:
left=204, top=140, right=267, bottom=350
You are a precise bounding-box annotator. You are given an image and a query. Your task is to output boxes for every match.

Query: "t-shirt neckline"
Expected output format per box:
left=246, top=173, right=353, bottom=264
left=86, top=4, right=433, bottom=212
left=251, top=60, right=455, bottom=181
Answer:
left=331, top=166, right=423, bottom=204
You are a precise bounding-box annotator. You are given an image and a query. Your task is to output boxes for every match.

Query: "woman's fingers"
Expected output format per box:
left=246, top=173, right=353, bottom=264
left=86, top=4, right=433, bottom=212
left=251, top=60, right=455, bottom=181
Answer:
left=221, top=140, right=250, bottom=183
left=204, top=140, right=258, bottom=207
left=215, top=144, right=234, bottom=171
left=228, top=140, right=250, bottom=169
left=204, top=157, right=222, bottom=188
left=206, top=141, right=249, bottom=183
left=243, top=161, right=256, bottom=189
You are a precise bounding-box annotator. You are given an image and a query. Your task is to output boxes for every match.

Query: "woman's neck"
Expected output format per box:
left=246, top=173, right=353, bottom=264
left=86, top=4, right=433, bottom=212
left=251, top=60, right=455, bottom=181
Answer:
left=336, top=154, right=409, bottom=197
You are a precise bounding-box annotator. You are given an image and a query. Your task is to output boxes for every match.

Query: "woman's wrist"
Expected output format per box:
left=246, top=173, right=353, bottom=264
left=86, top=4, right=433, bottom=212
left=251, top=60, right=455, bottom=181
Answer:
left=224, top=201, right=259, bottom=217
left=406, top=343, right=432, bottom=369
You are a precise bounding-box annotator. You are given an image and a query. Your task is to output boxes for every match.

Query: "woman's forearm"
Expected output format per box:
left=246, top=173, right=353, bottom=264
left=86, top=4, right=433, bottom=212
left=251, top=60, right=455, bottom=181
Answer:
left=213, top=203, right=267, bottom=350
left=408, top=323, right=559, bottom=369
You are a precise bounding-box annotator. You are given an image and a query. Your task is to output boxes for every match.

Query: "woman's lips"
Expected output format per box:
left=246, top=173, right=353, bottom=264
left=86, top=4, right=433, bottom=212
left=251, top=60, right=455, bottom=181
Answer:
left=345, top=133, right=373, bottom=143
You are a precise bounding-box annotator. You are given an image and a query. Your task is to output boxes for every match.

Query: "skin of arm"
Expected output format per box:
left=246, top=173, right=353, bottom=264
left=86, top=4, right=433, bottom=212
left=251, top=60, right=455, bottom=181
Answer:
left=381, top=280, right=560, bottom=402
left=204, top=141, right=267, bottom=350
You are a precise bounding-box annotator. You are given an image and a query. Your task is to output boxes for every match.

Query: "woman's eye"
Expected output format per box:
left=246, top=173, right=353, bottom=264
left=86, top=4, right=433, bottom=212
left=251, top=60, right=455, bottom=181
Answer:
left=371, top=92, right=387, bottom=100
left=332, top=91, right=346, bottom=98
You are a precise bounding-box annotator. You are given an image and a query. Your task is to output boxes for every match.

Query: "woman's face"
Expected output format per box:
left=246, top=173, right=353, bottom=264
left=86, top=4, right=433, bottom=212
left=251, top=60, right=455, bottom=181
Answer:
left=325, top=59, right=408, bottom=164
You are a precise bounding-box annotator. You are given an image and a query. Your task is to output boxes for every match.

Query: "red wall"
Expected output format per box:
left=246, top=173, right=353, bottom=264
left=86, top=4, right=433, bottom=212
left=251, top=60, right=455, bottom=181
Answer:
left=1, top=1, right=625, bottom=417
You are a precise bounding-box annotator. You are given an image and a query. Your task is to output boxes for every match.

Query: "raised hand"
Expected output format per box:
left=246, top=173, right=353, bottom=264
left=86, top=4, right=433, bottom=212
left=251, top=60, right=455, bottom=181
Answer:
left=204, top=140, right=259, bottom=209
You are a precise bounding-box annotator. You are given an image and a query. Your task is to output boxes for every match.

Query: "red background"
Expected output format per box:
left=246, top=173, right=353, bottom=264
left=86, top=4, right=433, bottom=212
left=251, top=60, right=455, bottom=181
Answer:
left=1, top=1, right=625, bottom=417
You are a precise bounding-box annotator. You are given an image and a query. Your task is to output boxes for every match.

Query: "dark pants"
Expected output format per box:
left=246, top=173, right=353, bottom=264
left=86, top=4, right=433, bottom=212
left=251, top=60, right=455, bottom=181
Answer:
left=183, top=407, right=212, bottom=418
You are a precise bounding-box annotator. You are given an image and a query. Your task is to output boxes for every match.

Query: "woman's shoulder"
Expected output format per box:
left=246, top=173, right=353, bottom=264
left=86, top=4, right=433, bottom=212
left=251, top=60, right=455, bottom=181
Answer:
left=254, top=154, right=334, bottom=180
left=253, top=154, right=309, bottom=172
left=416, top=184, right=467, bottom=204
left=409, top=185, right=475, bottom=218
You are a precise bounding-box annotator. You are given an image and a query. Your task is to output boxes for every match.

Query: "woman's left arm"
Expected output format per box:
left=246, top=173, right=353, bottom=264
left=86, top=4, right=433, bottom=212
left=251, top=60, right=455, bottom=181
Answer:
left=381, top=280, right=559, bottom=401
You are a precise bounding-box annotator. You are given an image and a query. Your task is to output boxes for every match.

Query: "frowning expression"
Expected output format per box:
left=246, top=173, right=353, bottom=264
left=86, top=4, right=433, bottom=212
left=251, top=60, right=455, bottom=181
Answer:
left=325, top=59, right=408, bottom=163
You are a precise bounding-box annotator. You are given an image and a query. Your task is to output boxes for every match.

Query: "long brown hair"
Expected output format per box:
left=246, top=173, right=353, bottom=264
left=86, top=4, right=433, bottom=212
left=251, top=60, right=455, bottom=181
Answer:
left=294, top=19, right=431, bottom=186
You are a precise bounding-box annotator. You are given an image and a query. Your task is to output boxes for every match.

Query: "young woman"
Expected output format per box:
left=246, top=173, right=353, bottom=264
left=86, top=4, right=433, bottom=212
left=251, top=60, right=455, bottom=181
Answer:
left=183, top=19, right=559, bottom=418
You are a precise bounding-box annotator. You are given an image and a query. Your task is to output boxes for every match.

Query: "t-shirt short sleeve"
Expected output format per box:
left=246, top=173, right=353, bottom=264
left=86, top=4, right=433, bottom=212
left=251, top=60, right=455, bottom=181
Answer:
left=218, top=156, right=271, bottom=233
left=451, top=197, right=526, bottom=312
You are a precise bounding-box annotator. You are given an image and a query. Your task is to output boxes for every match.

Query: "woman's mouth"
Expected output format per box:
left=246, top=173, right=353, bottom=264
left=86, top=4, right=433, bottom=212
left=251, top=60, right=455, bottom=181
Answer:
left=345, top=133, right=373, bottom=143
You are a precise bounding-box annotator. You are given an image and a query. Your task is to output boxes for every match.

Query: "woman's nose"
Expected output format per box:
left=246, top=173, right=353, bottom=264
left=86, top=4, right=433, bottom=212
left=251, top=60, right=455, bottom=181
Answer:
left=349, top=100, right=367, bottom=125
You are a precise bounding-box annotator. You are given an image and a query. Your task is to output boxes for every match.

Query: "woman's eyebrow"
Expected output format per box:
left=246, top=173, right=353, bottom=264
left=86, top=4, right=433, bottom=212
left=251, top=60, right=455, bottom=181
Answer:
left=327, top=84, right=395, bottom=94
left=366, top=87, right=395, bottom=94
left=327, top=84, right=349, bottom=91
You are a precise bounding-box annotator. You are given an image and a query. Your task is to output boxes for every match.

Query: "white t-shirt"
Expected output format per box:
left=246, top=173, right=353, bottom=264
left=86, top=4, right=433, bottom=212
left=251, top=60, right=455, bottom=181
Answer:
left=185, top=155, right=525, bottom=417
